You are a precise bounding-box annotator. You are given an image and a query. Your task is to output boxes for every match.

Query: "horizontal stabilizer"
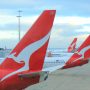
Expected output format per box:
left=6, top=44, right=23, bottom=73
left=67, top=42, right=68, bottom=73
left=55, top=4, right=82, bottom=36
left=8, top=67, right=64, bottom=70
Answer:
left=18, top=71, right=48, bottom=78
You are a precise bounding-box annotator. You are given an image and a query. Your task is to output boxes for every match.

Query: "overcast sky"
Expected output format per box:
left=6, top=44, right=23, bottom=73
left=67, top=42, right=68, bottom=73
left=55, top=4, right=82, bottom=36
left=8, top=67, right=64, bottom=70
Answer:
left=0, top=0, right=90, bottom=49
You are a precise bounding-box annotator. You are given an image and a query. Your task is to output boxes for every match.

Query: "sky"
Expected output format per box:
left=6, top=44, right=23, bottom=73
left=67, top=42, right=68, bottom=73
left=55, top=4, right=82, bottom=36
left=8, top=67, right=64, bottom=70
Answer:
left=0, top=0, right=90, bottom=49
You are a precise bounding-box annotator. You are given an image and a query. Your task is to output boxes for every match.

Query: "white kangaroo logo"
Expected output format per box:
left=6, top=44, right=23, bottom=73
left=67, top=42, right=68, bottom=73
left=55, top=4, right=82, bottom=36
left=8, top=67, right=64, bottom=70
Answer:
left=1, top=32, right=51, bottom=81
left=72, top=45, right=90, bottom=63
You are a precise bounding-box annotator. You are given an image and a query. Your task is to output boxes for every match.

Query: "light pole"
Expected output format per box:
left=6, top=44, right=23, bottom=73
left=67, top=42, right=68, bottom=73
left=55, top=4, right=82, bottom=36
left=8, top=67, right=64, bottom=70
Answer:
left=17, top=10, right=22, bottom=41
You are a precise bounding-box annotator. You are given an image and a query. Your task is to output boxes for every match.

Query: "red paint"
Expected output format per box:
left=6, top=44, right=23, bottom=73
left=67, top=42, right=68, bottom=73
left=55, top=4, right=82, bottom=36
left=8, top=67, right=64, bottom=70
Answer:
left=62, top=59, right=88, bottom=69
left=67, top=35, right=90, bottom=64
left=68, top=38, right=77, bottom=53
left=0, top=10, right=56, bottom=90
left=63, top=35, right=90, bottom=69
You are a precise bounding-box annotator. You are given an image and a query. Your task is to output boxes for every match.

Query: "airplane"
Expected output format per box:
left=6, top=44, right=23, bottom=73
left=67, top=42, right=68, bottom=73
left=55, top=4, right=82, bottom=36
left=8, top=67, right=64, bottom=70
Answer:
left=44, top=35, right=90, bottom=69
left=0, top=9, right=89, bottom=90
left=0, top=10, right=59, bottom=90
left=68, top=38, right=77, bottom=53
left=62, top=35, right=90, bottom=69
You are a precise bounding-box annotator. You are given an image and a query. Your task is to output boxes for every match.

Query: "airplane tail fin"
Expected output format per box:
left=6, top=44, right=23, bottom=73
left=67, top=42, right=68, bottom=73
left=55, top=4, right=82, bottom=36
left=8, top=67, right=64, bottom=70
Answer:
left=68, top=38, right=77, bottom=53
left=2, top=10, right=56, bottom=72
left=66, top=35, right=90, bottom=64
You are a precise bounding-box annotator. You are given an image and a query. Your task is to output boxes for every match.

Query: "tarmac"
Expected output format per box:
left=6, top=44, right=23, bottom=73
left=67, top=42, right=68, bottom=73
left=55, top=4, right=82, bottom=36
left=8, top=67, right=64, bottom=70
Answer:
left=26, top=63, right=90, bottom=90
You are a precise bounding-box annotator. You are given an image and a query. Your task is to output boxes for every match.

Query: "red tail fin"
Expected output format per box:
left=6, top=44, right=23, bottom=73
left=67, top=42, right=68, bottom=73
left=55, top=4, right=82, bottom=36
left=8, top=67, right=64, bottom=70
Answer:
left=68, top=38, right=77, bottom=53
left=1, top=10, right=56, bottom=72
left=66, top=35, right=90, bottom=64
